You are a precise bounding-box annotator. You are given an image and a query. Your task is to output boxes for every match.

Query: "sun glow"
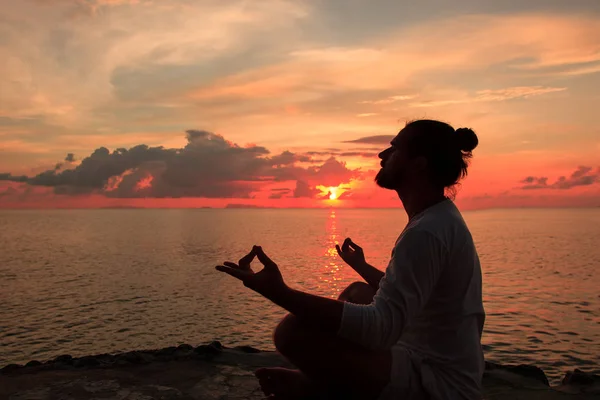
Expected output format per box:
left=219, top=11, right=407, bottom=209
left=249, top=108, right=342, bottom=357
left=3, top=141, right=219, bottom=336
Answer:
left=328, top=187, right=338, bottom=200
left=316, top=184, right=350, bottom=203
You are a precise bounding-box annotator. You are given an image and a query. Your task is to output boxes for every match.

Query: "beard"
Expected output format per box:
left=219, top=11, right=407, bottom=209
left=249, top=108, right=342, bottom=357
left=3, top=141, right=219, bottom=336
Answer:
left=375, top=167, right=401, bottom=190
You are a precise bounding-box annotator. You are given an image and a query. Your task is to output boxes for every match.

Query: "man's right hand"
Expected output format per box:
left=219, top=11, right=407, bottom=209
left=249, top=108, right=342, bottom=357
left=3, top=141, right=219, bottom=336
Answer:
left=335, top=238, right=367, bottom=271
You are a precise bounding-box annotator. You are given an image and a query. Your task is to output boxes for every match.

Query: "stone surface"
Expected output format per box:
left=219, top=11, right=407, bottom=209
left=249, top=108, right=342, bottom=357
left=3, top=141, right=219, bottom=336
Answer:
left=1, top=344, right=598, bottom=400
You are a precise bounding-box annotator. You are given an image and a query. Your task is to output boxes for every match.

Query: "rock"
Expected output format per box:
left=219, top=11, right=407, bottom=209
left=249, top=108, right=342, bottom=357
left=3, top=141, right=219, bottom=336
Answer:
left=53, top=354, right=73, bottom=364
left=155, top=346, right=177, bottom=359
left=233, top=345, right=262, bottom=353
left=485, top=361, right=549, bottom=386
left=1, top=364, right=21, bottom=373
left=120, top=351, right=144, bottom=364
left=562, top=369, right=600, bottom=386
left=25, top=360, right=42, bottom=368
left=73, top=356, right=101, bottom=368
left=195, top=342, right=224, bottom=358
left=93, top=353, right=115, bottom=365
left=559, top=369, right=600, bottom=395
left=174, top=344, right=194, bottom=359
left=3, top=343, right=599, bottom=400
left=177, top=344, right=193, bottom=352
left=209, top=341, right=223, bottom=350
left=139, top=352, right=156, bottom=364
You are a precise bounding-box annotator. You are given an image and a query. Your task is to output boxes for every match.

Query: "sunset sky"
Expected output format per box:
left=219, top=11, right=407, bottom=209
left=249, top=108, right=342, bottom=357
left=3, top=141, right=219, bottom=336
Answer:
left=1, top=0, right=599, bottom=209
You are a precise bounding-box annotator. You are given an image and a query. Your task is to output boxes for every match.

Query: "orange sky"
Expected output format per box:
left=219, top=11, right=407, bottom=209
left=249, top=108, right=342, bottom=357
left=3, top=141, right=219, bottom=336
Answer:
left=1, top=0, right=599, bottom=209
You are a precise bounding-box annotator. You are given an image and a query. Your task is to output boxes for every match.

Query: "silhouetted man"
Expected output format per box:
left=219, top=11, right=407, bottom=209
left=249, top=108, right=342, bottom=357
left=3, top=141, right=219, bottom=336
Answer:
left=217, top=119, right=485, bottom=400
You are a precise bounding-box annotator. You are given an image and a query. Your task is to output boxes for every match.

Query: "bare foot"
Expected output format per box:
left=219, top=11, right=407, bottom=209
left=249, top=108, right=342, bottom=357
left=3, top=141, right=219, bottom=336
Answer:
left=255, top=367, right=316, bottom=399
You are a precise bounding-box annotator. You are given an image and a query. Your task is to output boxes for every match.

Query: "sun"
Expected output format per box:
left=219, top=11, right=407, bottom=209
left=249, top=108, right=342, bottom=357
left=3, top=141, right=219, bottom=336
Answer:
left=328, top=187, right=338, bottom=200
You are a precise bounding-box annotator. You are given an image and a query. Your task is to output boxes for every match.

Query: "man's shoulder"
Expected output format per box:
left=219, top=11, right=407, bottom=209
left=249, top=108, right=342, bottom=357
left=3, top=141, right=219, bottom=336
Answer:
left=413, top=203, right=464, bottom=232
left=399, top=203, right=470, bottom=248
left=394, top=223, right=446, bottom=251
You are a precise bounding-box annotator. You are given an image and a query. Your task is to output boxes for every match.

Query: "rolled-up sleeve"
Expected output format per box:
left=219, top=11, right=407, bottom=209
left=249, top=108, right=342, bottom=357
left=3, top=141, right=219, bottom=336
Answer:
left=337, top=229, right=446, bottom=350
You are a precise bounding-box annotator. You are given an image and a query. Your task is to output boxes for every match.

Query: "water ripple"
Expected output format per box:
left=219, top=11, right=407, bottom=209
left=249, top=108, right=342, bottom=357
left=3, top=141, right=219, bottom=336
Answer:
left=0, top=208, right=598, bottom=384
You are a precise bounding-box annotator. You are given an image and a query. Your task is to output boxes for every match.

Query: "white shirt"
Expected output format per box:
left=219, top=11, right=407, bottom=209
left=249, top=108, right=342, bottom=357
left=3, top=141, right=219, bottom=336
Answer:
left=338, top=199, right=485, bottom=399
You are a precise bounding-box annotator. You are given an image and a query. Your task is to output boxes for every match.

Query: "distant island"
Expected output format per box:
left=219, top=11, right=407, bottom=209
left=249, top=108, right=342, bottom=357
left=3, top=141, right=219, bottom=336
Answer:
left=225, top=204, right=269, bottom=209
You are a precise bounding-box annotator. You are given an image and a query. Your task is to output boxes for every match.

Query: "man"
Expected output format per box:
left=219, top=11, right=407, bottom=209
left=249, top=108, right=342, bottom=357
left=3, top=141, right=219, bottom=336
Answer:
left=216, top=119, right=486, bottom=399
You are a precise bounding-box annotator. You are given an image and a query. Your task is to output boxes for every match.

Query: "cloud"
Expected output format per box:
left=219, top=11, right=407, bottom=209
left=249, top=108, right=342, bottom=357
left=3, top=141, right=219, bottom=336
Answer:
left=0, top=0, right=309, bottom=128
left=270, top=150, right=311, bottom=165
left=293, top=180, right=319, bottom=198
left=300, top=148, right=379, bottom=160
left=338, top=151, right=379, bottom=158
left=2, top=3, right=599, bottom=193
left=519, top=166, right=600, bottom=189
left=188, top=14, right=600, bottom=107
left=0, top=130, right=361, bottom=199
left=304, top=157, right=361, bottom=187
left=268, top=187, right=291, bottom=199
left=359, top=95, right=416, bottom=105
left=343, top=135, right=395, bottom=145
left=410, top=86, right=567, bottom=108
left=0, top=173, right=29, bottom=183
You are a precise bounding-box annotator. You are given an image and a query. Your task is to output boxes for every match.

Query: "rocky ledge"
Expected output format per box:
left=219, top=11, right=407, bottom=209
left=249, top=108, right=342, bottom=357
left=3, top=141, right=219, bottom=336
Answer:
left=1, top=342, right=599, bottom=399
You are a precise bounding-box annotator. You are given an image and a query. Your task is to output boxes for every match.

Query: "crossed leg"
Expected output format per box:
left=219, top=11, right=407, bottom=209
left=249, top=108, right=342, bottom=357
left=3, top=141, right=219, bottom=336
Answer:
left=256, top=282, right=392, bottom=400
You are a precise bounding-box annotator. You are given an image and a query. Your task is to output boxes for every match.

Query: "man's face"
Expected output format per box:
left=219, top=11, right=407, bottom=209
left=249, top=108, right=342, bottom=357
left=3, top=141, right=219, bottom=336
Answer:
left=374, top=129, right=414, bottom=190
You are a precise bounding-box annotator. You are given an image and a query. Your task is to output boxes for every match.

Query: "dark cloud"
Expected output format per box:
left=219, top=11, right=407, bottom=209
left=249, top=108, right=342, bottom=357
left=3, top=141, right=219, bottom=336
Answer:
left=520, top=166, right=600, bottom=190
left=269, top=188, right=292, bottom=199
left=65, top=153, right=75, bottom=162
left=342, top=135, right=395, bottom=145
left=1, top=130, right=361, bottom=199
left=304, top=157, right=361, bottom=187
left=339, top=151, right=379, bottom=158
left=0, top=173, right=28, bottom=183
left=302, top=149, right=379, bottom=159
left=293, top=180, right=320, bottom=198
left=271, top=150, right=311, bottom=165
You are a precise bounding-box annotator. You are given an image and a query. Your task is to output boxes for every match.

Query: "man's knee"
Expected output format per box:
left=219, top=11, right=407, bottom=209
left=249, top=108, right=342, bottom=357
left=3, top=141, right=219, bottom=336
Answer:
left=273, top=313, right=302, bottom=355
left=338, top=281, right=373, bottom=303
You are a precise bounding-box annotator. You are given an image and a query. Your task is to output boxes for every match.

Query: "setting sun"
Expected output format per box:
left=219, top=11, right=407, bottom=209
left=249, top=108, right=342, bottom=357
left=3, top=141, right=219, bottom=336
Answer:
left=328, top=187, right=338, bottom=200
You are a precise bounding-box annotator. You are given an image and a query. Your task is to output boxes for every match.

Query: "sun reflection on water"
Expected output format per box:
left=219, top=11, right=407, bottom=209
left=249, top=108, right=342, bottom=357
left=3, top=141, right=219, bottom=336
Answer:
left=317, top=209, right=347, bottom=298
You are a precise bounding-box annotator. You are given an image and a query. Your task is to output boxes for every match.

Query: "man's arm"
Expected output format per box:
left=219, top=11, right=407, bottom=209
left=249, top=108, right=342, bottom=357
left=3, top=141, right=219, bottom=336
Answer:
left=269, top=286, right=345, bottom=333
left=351, top=261, right=385, bottom=289
left=272, top=230, right=445, bottom=350
left=335, top=239, right=385, bottom=289
left=338, top=230, right=446, bottom=349
left=217, top=233, right=444, bottom=351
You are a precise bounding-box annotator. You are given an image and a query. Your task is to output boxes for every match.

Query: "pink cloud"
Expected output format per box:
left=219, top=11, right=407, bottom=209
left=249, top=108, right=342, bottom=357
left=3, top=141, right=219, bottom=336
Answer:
left=0, top=130, right=363, bottom=202
left=519, top=166, right=600, bottom=190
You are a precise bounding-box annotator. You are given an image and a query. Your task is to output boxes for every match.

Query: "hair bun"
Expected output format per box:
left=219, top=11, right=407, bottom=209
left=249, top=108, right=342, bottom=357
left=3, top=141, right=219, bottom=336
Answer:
left=455, top=127, right=478, bottom=152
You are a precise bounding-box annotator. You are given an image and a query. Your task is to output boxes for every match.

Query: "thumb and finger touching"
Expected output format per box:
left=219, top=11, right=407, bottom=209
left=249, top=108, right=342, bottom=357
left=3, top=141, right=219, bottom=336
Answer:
left=238, top=249, right=256, bottom=269
left=216, top=245, right=279, bottom=281
left=349, top=239, right=362, bottom=251
left=254, top=246, right=278, bottom=271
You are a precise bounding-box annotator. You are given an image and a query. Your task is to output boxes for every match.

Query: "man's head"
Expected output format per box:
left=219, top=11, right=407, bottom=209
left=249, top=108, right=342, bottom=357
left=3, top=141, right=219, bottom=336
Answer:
left=375, top=119, right=479, bottom=196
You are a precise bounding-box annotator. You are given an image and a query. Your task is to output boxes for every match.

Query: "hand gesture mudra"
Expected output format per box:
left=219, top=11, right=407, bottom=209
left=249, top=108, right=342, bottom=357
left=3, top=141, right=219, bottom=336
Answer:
left=335, top=238, right=367, bottom=270
left=216, top=246, right=285, bottom=299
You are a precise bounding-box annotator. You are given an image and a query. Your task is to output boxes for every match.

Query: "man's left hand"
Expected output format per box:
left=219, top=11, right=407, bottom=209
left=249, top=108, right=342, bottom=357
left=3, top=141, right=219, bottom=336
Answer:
left=216, top=246, right=287, bottom=301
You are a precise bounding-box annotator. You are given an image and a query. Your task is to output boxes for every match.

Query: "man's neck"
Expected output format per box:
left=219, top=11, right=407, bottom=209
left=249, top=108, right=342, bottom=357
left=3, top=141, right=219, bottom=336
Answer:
left=397, top=188, right=447, bottom=220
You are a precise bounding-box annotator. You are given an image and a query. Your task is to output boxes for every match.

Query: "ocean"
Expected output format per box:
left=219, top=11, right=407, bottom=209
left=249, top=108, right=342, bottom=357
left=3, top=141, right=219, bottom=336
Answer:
left=0, top=207, right=598, bottom=383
